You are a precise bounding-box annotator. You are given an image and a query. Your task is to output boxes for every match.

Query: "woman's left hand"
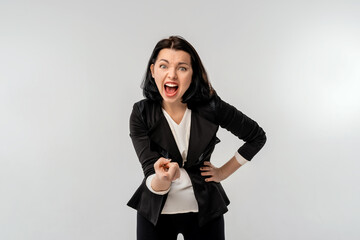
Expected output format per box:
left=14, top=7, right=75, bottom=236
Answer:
left=200, top=161, right=225, bottom=183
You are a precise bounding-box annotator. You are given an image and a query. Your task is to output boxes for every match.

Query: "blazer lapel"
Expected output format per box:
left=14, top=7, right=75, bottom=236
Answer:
left=148, top=113, right=183, bottom=165
left=147, top=106, right=219, bottom=168
left=186, top=111, right=219, bottom=167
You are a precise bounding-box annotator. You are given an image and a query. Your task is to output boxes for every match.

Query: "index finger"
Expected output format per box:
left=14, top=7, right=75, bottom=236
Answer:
left=155, top=157, right=171, bottom=168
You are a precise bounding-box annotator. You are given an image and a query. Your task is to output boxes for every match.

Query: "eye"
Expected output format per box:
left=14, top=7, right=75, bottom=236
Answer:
left=179, top=67, right=187, bottom=71
left=159, top=64, right=167, bottom=69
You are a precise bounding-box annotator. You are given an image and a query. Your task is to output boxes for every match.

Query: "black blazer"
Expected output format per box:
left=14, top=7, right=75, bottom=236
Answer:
left=127, top=94, right=266, bottom=227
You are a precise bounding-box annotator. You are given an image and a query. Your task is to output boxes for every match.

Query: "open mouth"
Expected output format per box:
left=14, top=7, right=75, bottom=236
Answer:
left=164, top=83, right=178, bottom=96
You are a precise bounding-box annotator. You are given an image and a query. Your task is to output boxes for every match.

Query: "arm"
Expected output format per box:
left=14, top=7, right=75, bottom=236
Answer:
left=130, top=103, right=180, bottom=192
left=129, top=103, right=161, bottom=178
left=216, top=95, right=267, bottom=160
left=200, top=95, right=266, bottom=182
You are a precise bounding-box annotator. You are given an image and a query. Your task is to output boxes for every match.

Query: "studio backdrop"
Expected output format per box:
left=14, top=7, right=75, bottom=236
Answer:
left=0, top=0, right=359, bottom=239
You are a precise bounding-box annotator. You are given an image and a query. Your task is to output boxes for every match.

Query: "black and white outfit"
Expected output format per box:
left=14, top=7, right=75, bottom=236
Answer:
left=128, top=94, right=266, bottom=240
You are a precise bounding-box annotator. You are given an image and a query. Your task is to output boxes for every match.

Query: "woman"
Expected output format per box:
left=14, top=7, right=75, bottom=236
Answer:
left=128, top=36, right=266, bottom=240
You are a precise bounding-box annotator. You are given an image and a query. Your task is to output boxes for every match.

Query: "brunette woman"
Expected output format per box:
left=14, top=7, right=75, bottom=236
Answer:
left=128, top=36, right=266, bottom=240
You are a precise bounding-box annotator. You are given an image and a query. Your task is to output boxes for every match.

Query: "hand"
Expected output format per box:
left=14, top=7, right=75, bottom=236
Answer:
left=200, top=161, right=225, bottom=183
left=152, top=158, right=180, bottom=191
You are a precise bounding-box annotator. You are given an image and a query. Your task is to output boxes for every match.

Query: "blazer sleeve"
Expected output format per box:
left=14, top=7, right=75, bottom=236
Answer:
left=129, top=102, right=161, bottom=178
left=214, top=95, right=267, bottom=161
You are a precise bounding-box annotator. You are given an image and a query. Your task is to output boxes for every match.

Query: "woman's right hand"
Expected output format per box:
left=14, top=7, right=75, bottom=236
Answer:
left=151, top=157, right=180, bottom=192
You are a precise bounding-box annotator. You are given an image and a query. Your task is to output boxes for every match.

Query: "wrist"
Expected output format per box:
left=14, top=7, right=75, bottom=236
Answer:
left=218, top=166, right=227, bottom=181
left=151, top=174, right=171, bottom=192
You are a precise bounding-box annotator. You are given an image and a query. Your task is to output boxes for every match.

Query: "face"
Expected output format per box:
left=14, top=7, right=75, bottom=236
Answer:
left=150, top=48, right=193, bottom=106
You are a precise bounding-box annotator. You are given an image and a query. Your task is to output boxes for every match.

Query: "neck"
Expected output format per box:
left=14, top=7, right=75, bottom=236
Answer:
left=162, top=101, right=187, bottom=115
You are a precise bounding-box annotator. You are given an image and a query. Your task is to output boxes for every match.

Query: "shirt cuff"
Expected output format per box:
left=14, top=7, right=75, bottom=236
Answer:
left=235, top=151, right=249, bottom=166
left=146, top=174, right=170, bottom=195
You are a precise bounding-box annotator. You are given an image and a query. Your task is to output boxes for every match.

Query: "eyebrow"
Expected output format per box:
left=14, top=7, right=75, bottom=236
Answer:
left=158, top=59, right=190, bottom=66
left=158, top=59, right=169, bottom=63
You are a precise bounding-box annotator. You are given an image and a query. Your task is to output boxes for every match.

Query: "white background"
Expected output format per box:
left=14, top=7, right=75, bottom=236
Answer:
left=1, top=0, right=359, bottom=239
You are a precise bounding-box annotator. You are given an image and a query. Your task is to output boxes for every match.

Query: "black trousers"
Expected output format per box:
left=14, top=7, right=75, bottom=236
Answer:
left=137, top=212, right=225, bottom=240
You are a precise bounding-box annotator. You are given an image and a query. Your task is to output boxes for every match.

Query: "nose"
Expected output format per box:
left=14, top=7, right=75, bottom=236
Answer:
left=167, top=67, right=177, bottom=79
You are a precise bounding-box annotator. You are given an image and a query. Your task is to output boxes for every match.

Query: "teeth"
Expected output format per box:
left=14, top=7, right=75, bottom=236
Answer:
left=165, top=83, right=178, bottom=87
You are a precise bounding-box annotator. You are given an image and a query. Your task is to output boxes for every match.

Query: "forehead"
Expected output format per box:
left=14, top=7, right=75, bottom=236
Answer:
left=156, top=49, right=191, bottom=64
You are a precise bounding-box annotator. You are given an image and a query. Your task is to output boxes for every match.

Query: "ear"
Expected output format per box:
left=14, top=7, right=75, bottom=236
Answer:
left=150, top=64, right=155, bottom=78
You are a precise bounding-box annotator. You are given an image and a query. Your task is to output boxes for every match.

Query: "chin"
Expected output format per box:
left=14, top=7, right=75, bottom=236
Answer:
left=161, top=95, right=182, bottom=104
left=163, top=98, right=179, bottom=104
